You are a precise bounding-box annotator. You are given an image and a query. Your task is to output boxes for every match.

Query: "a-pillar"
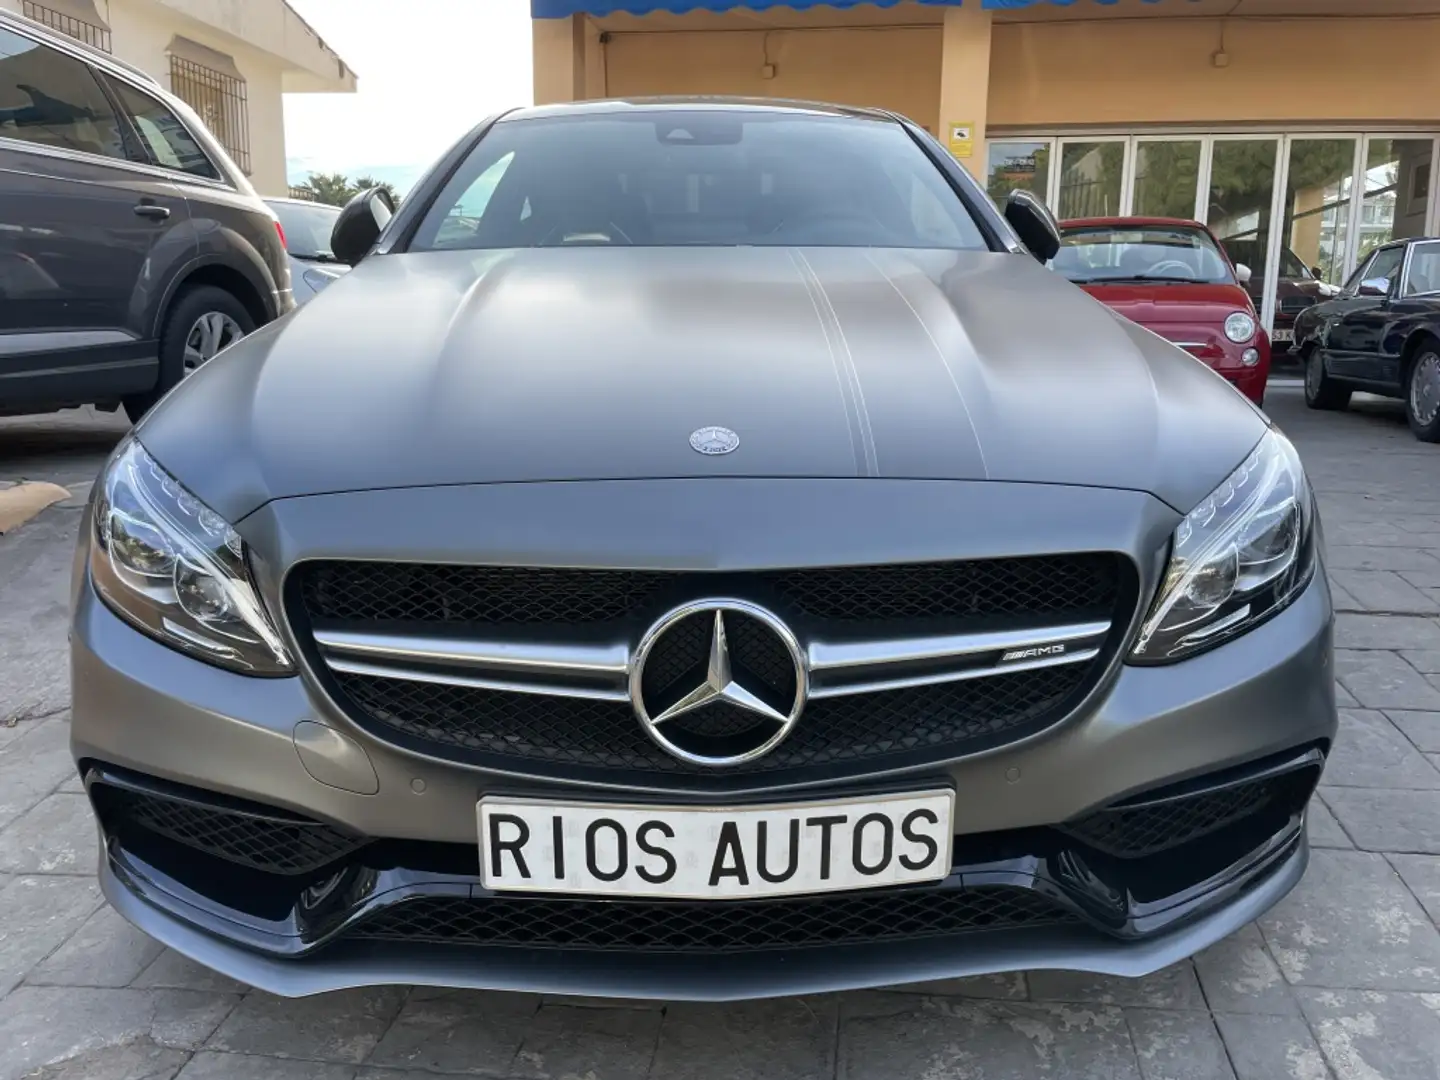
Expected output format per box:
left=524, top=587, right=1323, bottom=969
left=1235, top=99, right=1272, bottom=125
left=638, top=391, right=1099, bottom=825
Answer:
left=533, top=14, right=605, bottom=105
left=937, top=5, right=993, bottom=181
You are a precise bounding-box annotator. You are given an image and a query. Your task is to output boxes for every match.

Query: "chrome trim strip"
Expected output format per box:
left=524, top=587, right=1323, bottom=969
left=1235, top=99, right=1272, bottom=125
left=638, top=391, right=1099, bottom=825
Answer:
left=806, top=620, right=1111, bottom=672
left=324, top=656, right=632, bottom=703
left=807, top=647, right=1102, bottom=699
left=0, top=329, right=137, bottom=356
left=314, top=627, right=628, bottom=676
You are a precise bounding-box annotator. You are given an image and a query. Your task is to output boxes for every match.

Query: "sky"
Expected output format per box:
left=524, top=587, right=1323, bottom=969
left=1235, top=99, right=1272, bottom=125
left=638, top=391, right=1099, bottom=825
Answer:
left=282, top=0, right=534, bottom=194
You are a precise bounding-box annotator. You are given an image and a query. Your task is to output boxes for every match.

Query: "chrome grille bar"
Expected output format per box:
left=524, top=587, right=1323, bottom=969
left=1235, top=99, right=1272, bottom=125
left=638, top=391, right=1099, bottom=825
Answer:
left=312, top=620, right=1111, bottom=702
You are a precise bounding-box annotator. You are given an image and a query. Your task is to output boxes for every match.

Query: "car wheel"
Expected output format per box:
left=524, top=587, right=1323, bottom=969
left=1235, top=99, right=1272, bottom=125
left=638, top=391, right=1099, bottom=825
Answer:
left=1303, top=347, right=1350, bottom=411
left=1405, top=347, right=1440, bottom=442
left=124, top=286, right=254, bottom=424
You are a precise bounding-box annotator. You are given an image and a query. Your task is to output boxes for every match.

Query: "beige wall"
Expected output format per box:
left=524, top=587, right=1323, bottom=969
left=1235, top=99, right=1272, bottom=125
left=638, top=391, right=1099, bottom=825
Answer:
left=538, top=6, right=1440, bottom=138
left=603, top=26, right=944, bottom=134
left=989, top=16, right=1440, bottom=129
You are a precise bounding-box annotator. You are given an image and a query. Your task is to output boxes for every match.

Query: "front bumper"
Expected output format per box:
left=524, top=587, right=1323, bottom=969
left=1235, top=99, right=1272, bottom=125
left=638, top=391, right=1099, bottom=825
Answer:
left=72, top=548, right=1336, bottom=997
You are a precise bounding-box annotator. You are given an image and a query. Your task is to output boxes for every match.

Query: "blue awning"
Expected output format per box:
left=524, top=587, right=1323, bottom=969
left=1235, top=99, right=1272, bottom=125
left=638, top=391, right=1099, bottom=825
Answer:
left=533, top=0, right=1183, bottom=16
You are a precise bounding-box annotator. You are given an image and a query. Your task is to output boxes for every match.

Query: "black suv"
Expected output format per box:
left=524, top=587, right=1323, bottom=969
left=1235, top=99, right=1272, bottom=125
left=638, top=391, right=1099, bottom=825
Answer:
left=0, top=10, right=292, bottom=421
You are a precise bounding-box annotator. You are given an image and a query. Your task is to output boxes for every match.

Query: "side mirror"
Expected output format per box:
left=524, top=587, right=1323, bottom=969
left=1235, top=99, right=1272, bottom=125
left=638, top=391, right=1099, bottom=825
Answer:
left=1358, top=277, right=1392, bottom=298
left=1235, top=262, right=1252, bottom=285
left=331, top=187, right=395, bottom=266
left=1003, top=190, right=1061, bottom=263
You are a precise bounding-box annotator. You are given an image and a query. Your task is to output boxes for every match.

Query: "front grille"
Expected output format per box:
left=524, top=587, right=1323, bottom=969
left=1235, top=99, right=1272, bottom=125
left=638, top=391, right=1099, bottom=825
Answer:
left=332, top=662, right=1089, bottom=777
left=1061, top=769, right=1317, bottom=859
left=295, top=554, right=1129, bottom=780
left=95, top=785, right=365, bottom=876
left=296, top=554, right=1121, bottom=628
left=349, top=887, right=1080, bottom=953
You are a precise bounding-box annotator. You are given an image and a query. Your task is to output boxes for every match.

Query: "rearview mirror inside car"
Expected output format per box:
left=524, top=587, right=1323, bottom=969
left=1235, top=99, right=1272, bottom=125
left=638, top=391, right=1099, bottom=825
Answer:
left=331, top=187, right=396, bottom=267
left=1003, top=190, right=1061, bottom=263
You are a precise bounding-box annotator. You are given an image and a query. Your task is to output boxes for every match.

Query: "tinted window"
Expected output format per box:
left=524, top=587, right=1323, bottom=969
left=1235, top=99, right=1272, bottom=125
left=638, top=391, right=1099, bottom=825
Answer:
left=1052, top=225, right=1235, bottom=285
left=102, top=76, right=219, bottom=180
left=410, top=111, right=987, bottom=251
left=0, top=27, right=126, bottom=159
left=265, top=199, right=342, bottom=260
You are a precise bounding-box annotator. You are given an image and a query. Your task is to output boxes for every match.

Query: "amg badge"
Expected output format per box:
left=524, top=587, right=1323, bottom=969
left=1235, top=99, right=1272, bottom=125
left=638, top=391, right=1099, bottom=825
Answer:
left=1001, top=644, right=1067, bottom=663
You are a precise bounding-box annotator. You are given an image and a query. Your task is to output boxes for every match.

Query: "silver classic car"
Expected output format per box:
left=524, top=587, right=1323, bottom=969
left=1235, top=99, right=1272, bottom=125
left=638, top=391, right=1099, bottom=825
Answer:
left=70, top=99, right=1335, bottom=999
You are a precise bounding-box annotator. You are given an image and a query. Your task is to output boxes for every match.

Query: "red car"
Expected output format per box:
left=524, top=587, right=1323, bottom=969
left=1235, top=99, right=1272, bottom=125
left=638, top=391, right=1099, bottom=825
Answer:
left=1054, top=217, right=1271, bottom=405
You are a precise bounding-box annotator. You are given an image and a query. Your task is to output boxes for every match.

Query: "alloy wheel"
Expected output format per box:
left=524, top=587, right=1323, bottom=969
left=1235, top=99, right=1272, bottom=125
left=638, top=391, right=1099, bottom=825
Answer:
left=182, top=312, right=245, bottom=377
left=1411, top=352, right=1440, bottom=427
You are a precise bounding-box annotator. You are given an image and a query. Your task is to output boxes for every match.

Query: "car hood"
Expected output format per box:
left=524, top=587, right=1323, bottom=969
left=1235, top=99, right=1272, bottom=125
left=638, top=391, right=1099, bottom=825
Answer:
left=138, top=246, right=1267, bottom=523
left=1077, top=282, right=1253, bottom=325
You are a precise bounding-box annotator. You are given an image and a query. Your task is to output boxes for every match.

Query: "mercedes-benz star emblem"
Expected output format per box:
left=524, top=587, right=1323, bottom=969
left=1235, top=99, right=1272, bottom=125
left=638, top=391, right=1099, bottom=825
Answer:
left=630, top=600, right=807, bottom=767
left=689, top=426, right=739, bottom=455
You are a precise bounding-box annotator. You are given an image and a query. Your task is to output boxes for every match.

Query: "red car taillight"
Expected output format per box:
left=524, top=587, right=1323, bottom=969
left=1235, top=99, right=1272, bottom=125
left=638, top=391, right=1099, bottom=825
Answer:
left=274, top=219, right=287, bottom=250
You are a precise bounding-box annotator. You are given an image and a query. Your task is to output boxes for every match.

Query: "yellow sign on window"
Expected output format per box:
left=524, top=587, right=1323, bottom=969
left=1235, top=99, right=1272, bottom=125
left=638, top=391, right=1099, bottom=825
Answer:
left=948, top=122, right=974, bottom=159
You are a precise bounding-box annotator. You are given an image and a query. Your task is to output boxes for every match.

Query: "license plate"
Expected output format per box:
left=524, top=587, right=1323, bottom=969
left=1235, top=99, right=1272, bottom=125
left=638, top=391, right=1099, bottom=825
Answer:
left=478, top=790, right=955, bottom=900
left=1272, top=329, right=1293, bottom=342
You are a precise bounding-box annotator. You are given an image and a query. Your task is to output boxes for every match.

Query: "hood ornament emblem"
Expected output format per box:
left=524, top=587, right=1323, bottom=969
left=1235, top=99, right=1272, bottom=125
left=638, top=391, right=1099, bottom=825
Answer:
left=689, top=426, right=739, bottom=456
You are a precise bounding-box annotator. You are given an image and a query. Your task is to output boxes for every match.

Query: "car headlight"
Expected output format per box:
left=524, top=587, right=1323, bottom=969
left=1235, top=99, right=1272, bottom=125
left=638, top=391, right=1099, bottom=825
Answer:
left=90, top=439, right=293, bottom=675
left=1130, top=428, right=1316, bottom=663
left=1225, top=312, right=1257, bottom=343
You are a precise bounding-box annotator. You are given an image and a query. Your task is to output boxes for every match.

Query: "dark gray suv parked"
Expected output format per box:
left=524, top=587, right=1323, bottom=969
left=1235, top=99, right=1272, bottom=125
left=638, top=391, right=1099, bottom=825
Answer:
left=0, top=10, right=292, bottom=421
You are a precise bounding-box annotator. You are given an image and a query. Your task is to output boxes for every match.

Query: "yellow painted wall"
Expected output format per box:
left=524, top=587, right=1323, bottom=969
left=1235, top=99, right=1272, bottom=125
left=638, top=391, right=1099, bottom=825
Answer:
left=989, top=16, right=1440, bottom=128
left=603, top=26, right=944, bottom=134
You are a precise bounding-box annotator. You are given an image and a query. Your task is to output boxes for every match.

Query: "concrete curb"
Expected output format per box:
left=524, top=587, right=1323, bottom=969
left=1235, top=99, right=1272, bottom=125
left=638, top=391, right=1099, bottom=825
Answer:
left=0, top=482, right=72, bottom=534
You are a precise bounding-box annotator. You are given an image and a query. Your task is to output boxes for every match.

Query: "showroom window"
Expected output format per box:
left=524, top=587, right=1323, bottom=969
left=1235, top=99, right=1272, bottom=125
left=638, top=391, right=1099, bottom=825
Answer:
left=986, top=131, right=1440, bottom=336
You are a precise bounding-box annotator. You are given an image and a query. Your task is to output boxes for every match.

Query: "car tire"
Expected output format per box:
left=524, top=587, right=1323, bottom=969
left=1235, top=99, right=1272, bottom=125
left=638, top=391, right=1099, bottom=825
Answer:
left=1404, top=346, right=1440, bottom=443
left=124, top=286, right=254, bottom=424
left=1303, top=346, right=1350, bottom=411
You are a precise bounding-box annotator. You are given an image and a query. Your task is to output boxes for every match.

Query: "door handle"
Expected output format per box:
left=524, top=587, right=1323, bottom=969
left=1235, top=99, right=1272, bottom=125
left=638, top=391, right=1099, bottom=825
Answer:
left=133, top=203, right=171, bottom=220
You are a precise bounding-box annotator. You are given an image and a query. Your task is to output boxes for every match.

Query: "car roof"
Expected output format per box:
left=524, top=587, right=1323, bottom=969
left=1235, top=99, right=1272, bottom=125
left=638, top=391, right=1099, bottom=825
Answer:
left=1061, top=216, right=1208, bottom=230
left=497, top=96, right=904, bottom=125
left=0, top=8, right=159, bottom=88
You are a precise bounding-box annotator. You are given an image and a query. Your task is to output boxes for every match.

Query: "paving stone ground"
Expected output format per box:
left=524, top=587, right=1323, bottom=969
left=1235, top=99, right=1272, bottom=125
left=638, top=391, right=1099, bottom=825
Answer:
left=2, top=390, right=1439, bottom=1078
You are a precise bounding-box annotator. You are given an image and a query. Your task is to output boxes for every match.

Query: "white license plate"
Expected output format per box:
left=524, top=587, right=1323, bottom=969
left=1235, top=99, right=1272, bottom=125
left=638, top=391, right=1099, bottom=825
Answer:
left=478, top=790, right=955, bottom=900
left=1272, top=329, right=1294, bottom=342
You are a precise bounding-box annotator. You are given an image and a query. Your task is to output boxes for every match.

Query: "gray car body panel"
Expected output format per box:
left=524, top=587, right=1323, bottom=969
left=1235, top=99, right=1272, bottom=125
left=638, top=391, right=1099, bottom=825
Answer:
left=135, top=245, right=1265, bottom=524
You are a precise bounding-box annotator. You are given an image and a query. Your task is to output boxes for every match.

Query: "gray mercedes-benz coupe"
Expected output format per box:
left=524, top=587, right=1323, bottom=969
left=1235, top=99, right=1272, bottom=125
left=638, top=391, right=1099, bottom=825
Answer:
left=70, top=99, right=1336, bottom=1000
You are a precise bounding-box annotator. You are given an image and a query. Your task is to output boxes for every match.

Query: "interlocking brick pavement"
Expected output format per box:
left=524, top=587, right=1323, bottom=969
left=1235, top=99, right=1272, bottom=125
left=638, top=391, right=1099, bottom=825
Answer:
left=3, top=389, right=1440, bottom=1078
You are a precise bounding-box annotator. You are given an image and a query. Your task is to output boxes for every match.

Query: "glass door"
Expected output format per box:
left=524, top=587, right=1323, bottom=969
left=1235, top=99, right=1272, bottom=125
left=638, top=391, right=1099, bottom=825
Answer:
left=985, top=140, right=1052, bottom=206
left=1131, top=138, right=1203, bottom=219
left=1273, top=137, right=1359, bottom=345
left=1056, top=139, right=1124, bottom=220
left=1204, top=138, right=1280, bottom=330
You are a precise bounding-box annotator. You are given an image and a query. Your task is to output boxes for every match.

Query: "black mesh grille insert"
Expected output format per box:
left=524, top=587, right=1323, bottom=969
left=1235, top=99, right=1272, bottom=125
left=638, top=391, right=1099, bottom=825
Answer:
left=1061, top=770, right=1316, bottom=859
left=331, top=662, right=1089, bottom=778
left=348, top=887, right=1080, bottom=953
left=295, top=554, right=1122, bottom=627
left=97, top=785, right=365, bottom=876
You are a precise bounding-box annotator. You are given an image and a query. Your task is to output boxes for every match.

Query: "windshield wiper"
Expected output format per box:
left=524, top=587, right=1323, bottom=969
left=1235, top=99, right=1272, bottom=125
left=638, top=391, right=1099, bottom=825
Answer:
left=1075, top=275, right=1198, bottom=285
left=293, top=252, right=339, bottom=263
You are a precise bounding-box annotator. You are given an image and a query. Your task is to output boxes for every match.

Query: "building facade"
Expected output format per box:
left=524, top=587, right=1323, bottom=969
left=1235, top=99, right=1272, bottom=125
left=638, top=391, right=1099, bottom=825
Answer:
left=0, top=0, right=354, bottom=194
left=531, top=0, right=1440, bottom=338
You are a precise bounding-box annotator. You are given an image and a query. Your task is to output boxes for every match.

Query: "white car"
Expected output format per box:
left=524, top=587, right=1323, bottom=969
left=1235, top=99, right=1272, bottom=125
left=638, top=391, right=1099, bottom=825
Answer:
left=265, top=197, right=348, bottom=303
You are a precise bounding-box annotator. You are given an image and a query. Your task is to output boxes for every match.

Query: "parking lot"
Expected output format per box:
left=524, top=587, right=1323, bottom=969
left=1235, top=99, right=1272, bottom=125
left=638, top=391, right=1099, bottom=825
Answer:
left=1, top=381, right=1438, bottom=1080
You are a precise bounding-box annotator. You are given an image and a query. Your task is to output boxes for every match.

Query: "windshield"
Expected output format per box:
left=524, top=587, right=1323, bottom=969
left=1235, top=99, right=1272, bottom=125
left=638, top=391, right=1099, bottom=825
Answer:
left=408, top=110, right=988, bottom=251
left=266, top=200, right=341, bottom=260
left=1053, top=225, right=1236, bottom=285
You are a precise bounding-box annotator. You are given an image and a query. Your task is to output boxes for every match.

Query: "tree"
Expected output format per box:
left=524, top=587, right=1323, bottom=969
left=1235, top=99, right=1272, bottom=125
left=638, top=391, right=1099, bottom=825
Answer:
left=354, top=175, right=401, bottom=206
left=293, top=171, right=357, bottom=207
